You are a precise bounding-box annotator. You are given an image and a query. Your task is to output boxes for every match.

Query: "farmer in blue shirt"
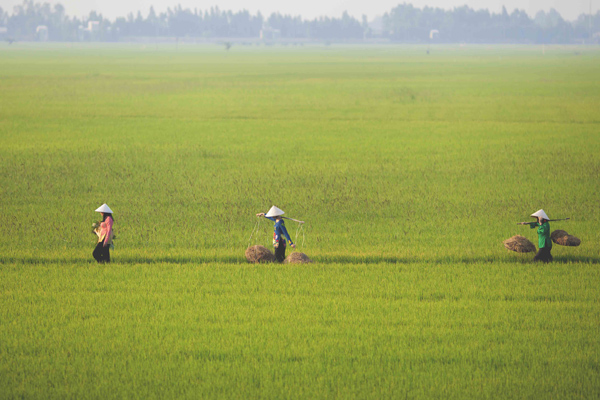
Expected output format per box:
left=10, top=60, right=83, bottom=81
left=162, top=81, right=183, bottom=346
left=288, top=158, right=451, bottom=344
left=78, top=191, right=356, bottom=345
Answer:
left=256, top=205, right=295, bottom=262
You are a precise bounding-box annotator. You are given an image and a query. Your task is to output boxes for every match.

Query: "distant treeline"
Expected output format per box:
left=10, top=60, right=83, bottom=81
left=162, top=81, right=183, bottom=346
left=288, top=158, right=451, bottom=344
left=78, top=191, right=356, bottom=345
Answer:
left=1, top=0, right=599, bottom=43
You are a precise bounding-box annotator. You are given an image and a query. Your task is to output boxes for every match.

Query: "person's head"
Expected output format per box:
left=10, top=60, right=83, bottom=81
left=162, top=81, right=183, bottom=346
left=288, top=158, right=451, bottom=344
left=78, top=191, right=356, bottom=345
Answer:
left=531, top=209, right=549, bottom=225
left=265, top=206, right=284, bottom=222
left=95, top=204, right=114, bottom=221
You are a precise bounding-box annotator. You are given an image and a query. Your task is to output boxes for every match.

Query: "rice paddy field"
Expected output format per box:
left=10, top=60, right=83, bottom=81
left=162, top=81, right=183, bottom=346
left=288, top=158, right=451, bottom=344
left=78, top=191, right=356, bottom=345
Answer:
left=1, top=43, right=599, bottom=398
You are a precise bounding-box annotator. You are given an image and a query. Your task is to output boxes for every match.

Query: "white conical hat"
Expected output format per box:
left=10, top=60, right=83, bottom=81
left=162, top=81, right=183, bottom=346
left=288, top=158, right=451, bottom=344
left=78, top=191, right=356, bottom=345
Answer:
left=95, top=203, right=113, bottom=214
left=530, top=209, right=549, bottom=220
left=265, top=205, right=284, bottom=218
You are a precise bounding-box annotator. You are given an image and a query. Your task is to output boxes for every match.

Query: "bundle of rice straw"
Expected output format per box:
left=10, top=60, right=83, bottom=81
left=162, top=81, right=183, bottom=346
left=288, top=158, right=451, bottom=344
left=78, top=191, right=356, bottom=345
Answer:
left=551, top=230, right=581, bottom=246
left=245, top=245, right=276, bottom=263
left=91, top=221, right=117, bottom=249
left=92, top=221, right=101, bottom=237
left=283, top=252, right=313, bottom=264
left=503, top=235, right=536, bottom=253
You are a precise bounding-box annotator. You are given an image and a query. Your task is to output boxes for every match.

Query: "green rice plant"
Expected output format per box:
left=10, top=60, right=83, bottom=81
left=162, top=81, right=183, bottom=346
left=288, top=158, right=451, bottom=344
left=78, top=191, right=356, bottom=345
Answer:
left=0, top=261, right=599, bottom=398
left=0, top=44, right=599, bottom=398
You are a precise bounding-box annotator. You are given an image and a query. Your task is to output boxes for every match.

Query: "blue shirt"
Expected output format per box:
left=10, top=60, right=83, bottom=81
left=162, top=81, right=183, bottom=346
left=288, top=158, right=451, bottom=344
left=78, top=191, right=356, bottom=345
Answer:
left=266, top=217, right=293, bottom=246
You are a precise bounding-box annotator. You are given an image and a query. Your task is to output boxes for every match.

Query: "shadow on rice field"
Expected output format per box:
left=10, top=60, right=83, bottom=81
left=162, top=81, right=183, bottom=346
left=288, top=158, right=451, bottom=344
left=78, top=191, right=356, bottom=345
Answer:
left=2, top=254, right=599, bottom=265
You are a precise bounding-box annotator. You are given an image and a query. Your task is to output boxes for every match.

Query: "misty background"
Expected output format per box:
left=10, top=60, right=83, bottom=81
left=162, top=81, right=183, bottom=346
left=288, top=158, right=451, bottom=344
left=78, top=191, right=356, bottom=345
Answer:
left=2, top=0, right=598, bottom=22
left=0, top=0, right=598, bottom=43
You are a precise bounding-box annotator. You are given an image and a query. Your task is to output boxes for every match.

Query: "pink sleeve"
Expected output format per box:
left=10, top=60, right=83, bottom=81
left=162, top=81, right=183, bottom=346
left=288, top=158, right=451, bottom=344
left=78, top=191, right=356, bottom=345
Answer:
left=103, top=217, right=113, bottom=246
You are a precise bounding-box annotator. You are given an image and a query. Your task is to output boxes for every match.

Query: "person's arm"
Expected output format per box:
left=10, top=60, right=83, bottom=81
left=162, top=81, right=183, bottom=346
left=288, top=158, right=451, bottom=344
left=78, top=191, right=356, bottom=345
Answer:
left=280, top=223, right=294, bottom=246
left=103, top=217, right=113, bottom=247
left=256, top=212, right=276, bottom=222
left=518, top=221, right=536, bottom=226
left=528, top=222, right=539, bottom=229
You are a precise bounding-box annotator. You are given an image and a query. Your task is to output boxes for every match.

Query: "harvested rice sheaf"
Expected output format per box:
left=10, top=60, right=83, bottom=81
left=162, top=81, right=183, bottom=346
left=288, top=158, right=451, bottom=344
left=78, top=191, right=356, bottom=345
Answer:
left=503, top=235, right=536, bottom=253
left=558, top=235, right=581, bottom=246
left=284, top=252, right=313, bottom=264
left=550, top=230, right=568, bottom=242
left=551, top=230, right=581, bottom=246
left=245, top=245, right=276, bottom=263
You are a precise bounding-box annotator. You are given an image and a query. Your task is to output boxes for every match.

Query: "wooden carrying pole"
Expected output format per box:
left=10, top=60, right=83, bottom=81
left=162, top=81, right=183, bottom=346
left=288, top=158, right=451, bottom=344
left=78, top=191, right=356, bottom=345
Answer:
left=282, top=216, right=305, bottom=224
left=517, top=218, right=570, bottom=225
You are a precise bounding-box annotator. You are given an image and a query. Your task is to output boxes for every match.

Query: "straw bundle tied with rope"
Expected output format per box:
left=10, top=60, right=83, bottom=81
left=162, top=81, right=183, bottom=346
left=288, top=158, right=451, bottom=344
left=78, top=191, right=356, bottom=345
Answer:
left=246, top=208, right=308, bottom=264
left=551, top=230, right=581, bottom=246
left=503, top=235, right=536, bottom=253
left=284, top=252, right=313, bottom=264
left=245, top=245, right=276, bottom=263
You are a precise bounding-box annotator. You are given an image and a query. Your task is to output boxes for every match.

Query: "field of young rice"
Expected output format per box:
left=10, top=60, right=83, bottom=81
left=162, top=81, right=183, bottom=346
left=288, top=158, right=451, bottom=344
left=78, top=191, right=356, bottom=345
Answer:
left=0, top=44, right=599, bottom=398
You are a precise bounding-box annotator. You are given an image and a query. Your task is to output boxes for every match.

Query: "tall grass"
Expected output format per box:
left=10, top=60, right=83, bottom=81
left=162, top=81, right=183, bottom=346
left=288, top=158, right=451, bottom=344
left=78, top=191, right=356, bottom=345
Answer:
left=0, top=44, right=599, bottom=398
left=1, top=45, right=598, bottom=262
left=1, top=261, right=599, bottom=398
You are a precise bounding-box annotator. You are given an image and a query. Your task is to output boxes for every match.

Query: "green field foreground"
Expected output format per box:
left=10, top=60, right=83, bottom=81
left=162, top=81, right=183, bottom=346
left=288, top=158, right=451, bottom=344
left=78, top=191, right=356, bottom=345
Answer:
left=1, top=44, right=599, bottom=398
left=1, top=262, right=599, bottom=398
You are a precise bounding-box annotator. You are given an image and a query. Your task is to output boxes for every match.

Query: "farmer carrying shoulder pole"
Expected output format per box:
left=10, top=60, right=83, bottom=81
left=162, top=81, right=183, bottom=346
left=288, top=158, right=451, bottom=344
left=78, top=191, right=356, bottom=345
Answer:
left=93, top=203, right=114, bottom=263
left=519, top=209, right=552, bottom=263
left=256, top=205, right=296, bottom=262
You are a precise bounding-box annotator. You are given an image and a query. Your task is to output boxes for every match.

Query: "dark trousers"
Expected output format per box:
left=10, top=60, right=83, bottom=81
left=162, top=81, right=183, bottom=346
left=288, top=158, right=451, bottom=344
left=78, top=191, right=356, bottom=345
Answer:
left=93, top=241, right=110, bottom=263
left=533, top=247, right=552, bottom=263
left=275, top=240, right=287, bottom=263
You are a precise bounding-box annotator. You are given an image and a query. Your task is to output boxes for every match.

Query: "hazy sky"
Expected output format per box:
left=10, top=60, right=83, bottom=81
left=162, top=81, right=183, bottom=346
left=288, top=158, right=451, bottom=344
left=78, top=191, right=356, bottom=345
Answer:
left=0, top=0, right=597, bottom=21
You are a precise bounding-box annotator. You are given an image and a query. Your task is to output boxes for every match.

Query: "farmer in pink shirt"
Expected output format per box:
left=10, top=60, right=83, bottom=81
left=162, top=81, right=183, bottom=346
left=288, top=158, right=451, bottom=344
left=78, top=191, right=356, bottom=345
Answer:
left=93, top=203, right=114, bottom=263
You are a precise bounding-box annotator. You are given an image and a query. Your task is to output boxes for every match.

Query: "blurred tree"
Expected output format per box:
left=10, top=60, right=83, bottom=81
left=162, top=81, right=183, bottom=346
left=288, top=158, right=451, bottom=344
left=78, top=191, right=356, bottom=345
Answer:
left=1, top=0, right=593, bottom=43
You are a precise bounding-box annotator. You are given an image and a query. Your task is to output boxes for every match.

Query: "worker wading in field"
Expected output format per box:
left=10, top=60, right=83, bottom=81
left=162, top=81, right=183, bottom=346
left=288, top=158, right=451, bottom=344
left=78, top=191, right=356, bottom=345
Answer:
left=519, top=209, right=552, bottom=263
left=93, top=203, right=114, bottom=263
left=256, top=206, right=296, bottom=262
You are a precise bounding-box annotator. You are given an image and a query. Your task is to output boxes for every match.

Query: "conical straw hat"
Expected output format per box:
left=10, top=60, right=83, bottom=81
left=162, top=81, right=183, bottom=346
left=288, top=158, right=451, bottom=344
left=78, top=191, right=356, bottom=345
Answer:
left=530, top=209, right=549, bottom=220
left=265, top=205, right=284, bottom=218
left=95, top=203, right=113, bottom=214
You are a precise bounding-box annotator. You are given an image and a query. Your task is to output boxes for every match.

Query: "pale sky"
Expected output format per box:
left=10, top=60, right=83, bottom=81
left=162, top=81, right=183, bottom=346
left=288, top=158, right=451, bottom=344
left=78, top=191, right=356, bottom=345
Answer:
left=0, top=0, right=597, bottom=21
